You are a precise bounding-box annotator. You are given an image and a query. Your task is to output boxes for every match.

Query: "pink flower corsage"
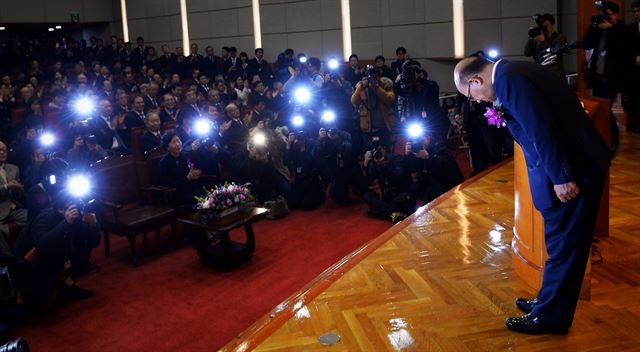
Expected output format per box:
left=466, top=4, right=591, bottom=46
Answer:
left=484, top=106, right=506, bottom=128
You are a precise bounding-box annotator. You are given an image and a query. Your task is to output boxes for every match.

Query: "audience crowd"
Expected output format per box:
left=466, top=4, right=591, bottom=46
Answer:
left=0, top=33, right=511, bottom=339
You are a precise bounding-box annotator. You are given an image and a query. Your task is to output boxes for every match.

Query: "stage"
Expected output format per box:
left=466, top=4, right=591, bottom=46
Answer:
left=222, top=133, right=640, bottom=351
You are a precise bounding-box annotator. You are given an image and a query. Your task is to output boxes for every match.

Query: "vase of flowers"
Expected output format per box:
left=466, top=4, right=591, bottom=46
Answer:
left=195, top=182, right=254, bottom=224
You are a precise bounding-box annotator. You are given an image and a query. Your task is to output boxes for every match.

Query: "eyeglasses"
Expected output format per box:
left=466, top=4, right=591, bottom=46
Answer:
left=467, top=81, right=474, bottom=102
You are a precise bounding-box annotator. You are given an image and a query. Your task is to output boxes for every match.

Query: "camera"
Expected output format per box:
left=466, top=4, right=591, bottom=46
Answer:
left=400, top=60, right=422, bottom=87
left=591, top=0, right=610, bottom=26
left=528, top=14, right=545, bottom=38
left=0, top=338, right=29, bottom=352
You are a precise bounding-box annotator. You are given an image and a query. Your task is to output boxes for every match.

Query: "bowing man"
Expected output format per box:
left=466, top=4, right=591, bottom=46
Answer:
left=453, top=55, right=611, bottom=335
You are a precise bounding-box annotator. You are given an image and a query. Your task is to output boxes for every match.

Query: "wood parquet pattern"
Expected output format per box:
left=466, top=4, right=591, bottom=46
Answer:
left=223, top=133, right=640, bottom=352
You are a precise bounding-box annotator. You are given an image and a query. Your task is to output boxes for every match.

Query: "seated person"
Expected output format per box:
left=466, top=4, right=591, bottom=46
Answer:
left=66, top=134, right=90, bottom=169
left=26, top=158, right=69, bottom=221
left=158, top=132, right=207, bottom=207
left=0, top=141, right=27, bottom=256
left=13, top=192, right=97, bottom=308
left=139, top=111, right=163, bottom=153
left=21, top=146, right=46, bottom=191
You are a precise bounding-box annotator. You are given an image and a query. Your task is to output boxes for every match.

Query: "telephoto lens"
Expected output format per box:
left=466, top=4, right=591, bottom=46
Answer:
left=0, top=338, right=29, bottom=352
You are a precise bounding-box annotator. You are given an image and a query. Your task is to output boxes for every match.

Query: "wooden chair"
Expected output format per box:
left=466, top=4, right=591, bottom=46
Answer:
left=91, top=154, right=177, bottom=266
left=130, top=126, right=146, bottom=160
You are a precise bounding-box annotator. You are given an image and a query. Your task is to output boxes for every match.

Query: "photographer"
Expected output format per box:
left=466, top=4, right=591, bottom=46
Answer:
left=287, top=132, right=325, bottom=210
left=582, top=1, right=628, bottom=150
left=404, top=135, right=464, bottom=204
left=13, top=192, right=98, bottom=307
left=351, top=72, right=396, bottom=149
left=362, top=146, right=415, bottom=223
left=524, top=14, right=568, bottom=78
left=316, top=127, right=358, bottom=206
left=396, top=62, right=450, bottom=144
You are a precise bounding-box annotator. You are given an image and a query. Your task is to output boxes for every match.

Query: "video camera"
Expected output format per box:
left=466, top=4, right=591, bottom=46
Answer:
left=528, top=14, right=546, bottom=38
left=193, top=118, right=217, bottom=149
left=591, top=0, right=610, bottom=26
left=400, top=60, right=422, bottom=87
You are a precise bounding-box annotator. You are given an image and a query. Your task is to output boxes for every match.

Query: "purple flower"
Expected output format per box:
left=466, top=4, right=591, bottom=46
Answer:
left=484, top=107, right=506, bottom=128
left=187, top=159, right=195, bottom=170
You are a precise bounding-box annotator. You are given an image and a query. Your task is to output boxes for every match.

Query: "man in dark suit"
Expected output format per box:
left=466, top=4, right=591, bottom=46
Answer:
left=91, top=98, right=127, bottom=152
left=140, top=111, right=163, bottom=153
left=122, top=95, right=147, bottom=146
left=201, top=46, right=221, bottom=79
left=246, top=48, right=273, bottom=84
left=454, top=56, right=611, bottom=335
left=224, top=46, right=242, bottom=80
left=177, top=90, right=202, bottom=125
left=158, top=45, right=178, bottom=75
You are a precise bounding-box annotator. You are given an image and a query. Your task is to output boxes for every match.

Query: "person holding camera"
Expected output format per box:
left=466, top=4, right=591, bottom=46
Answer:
left=362, top=146, right=415, bottom=223
left=582, top=1, right=628, bottom=150
left=524, top=14, right=567, bottom=78
left=315, top=127, right=358, bottom=206
left=13, top=192, right=98, bottom=307
left=404, top=135, right=464, bottom=204
left=287, top=131, right=325, bottom=210
left=351, top=73, right=396, bottom=150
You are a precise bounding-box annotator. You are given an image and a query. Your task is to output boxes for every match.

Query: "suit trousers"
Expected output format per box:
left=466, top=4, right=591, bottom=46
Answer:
left=530, top=170, right=605, bottom=329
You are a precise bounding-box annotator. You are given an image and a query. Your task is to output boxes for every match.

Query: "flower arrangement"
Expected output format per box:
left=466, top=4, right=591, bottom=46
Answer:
left=195, top=183, right=254, bottom=219
left=484, top=106, right=507, bottom=128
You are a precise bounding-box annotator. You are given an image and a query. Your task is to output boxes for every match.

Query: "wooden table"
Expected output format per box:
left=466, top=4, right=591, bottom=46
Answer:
left=177, top=207, right=268, bottom=271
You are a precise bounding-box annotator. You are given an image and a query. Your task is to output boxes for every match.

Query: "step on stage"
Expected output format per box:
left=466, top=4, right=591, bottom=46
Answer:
left=222, top=134, right=640, bottom=352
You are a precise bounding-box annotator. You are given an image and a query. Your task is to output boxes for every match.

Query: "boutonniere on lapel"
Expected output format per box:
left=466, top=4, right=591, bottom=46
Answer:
left=484, top=101, right=506, bottom=128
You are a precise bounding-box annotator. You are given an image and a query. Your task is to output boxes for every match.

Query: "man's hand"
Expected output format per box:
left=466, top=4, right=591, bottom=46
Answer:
left=219, top=120, right=231, bottom=135
left=534, top=33, right=546, bottom=42
left=65, top=205, right=81, bottom=225
left=364, top=151, right=373, bottom=167
left=288, top=132, right=296, bottom=144
left=598, top=20, right=613, bottom=30
left=414, top=148, right=429, bottom=159
left=554, top=181, right=580, bottom=203
left=5, top=180, right=24, bottom=191
left=187, top=168, right=202, bottom=181
left=191, top=139, right=201, bottom=151
left=83, top=212, right=98, bottom=227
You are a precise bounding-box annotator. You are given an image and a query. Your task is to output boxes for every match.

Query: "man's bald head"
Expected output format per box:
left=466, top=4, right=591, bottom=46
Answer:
left=453, top=56, right=496, bottom=103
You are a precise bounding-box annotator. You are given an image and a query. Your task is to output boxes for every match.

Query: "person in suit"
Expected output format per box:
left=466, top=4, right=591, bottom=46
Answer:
left=201, top=46, right=221, bottom=80
left=0, top=141, right=27, bottom=256
left=454, top=56, right=611, bottom=334
left=122, top=95, right=147, bottom=147
left=159, top=93, right=179, bottom=127
left=224, top=47, right=243, bottom=80
left=143, top=83, right=161, bottom=112
left=582, top=1, right=628, bottom=150
left=140, top=111, right=163, bottom=153
left=246, top=48, right=273, bottom=84
left=158, top=45, right=178, bottom=75
left=220, top=103, right=248, bottom=153
left=177, top=90, right=202, bottom=125
left=91, top=98, right=127, bottom=153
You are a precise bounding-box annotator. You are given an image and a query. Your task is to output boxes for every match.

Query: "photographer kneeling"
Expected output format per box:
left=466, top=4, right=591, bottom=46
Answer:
left=13, top=192, right=98, bottom=308
left=405, top=136, right=464, bottom=204
left=363, top=146, right=415, bottom=223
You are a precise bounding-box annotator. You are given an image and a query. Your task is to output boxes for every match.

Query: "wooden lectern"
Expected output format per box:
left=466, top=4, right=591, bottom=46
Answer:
left=512, top=95, right=611, bottom=297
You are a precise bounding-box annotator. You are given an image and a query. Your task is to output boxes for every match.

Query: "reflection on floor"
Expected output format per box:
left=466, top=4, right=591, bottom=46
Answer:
left=223, top=133, right=640, bottom=352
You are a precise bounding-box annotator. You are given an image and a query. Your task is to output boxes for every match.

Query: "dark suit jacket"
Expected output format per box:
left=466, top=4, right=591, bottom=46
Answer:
left=143, top=95, right=160, bottom=111
left=90, top=115, right=119, bottom=150
left=246, top=58, right=273, bottom=82
left=177, top=104, right=201, bottom=124
left=122, top=110, right=146, bottom=146
left=493, top=60, right=611, bottom=210
left=140, top=130, right=163, bottom=153
left=201, top=55, right=221, bottom=78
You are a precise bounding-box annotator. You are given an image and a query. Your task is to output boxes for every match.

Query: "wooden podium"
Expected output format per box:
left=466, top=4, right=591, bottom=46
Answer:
left=512, top=95, right=611, bottom=297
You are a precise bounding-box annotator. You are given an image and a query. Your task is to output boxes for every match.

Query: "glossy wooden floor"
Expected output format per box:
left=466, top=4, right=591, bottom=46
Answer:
left=222, top=133, right=640, bottom=352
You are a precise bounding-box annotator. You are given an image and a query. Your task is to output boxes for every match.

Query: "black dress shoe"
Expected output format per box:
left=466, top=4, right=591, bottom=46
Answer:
left=505, top=314, right=568, bottom=335
left=515, top=297, right=537, bottom=314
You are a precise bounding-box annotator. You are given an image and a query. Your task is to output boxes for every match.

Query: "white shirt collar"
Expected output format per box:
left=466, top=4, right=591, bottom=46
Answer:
left=491, top=59, right=503, bottom=85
